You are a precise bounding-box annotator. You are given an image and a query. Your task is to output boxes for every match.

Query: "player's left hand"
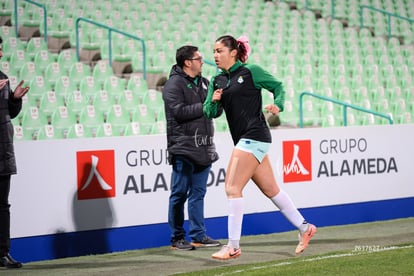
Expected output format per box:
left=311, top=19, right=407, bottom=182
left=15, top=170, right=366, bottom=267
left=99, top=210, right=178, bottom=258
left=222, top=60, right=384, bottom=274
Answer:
left=264, top=104, right=280, bottom=115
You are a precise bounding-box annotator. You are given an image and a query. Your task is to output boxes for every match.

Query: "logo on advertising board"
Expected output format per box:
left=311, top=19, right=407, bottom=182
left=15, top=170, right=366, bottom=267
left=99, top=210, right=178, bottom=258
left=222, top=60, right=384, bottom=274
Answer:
left=76, top=150, right=115, bottom=200
left=283, top=140, right=312, bottom=183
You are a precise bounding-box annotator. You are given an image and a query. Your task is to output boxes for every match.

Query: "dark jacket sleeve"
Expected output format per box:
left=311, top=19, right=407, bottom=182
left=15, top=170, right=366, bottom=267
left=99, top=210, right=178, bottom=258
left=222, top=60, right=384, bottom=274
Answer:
left=8, top=95, right=22, bottom=119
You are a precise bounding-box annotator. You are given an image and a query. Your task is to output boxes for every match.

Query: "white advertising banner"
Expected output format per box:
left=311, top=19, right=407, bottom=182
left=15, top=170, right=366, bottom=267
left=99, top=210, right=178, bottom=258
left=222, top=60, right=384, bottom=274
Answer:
left=10, top=124, right=413, bottom=238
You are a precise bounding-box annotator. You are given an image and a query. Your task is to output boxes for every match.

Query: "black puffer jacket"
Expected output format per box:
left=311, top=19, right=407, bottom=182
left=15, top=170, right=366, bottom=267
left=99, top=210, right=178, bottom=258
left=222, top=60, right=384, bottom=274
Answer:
left=0, top=71, right=22, bottom=175
left=162, top=65, right=220, bottom=166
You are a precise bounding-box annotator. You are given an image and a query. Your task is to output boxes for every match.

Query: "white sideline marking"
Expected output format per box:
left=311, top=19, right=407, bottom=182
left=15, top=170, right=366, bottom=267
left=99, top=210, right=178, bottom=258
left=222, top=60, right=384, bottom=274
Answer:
left=218, top=244, right=414, bottom=275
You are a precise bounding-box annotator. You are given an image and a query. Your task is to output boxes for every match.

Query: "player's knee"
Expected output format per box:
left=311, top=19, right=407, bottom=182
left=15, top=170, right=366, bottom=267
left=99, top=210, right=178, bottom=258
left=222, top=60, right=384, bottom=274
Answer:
left=225, top=185, right=242, bottom=198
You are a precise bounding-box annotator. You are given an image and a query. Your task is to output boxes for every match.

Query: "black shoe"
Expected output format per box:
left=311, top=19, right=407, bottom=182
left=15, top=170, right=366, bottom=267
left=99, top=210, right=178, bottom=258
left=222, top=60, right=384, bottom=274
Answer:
left=0, top=254, right=23, bottom=269
left=171, top=238, right=195, bottom=251
left=191, top=236, right=222, bottom=247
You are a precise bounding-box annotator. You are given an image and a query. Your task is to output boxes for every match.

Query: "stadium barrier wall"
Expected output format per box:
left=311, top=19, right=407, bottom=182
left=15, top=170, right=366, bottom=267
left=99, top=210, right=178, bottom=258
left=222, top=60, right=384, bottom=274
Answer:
left=10, top=124, right=414, bottom=262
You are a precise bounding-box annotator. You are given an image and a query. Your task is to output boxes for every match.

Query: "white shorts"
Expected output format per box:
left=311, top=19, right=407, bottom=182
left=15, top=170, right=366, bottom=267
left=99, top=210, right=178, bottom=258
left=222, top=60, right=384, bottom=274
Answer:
left=235, top=138, right=270, bottom=163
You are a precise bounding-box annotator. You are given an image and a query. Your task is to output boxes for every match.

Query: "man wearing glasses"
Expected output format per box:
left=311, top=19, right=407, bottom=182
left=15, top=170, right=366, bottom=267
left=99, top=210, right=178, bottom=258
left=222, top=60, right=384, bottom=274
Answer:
left=0, top=36, right=29, bottom=269
left=162, top=45, right=222, bottom=250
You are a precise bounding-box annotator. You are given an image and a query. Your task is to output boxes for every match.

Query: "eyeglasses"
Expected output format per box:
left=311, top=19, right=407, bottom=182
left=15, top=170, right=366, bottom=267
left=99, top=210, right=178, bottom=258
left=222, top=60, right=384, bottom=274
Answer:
left=189, top=56, right=203, bottom=61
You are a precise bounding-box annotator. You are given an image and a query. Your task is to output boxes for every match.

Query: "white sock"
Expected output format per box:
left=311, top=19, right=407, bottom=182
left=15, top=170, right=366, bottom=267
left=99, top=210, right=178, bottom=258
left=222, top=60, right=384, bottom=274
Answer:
left=227, top=197, right=244, bottom=249
left=271, top=190, right=308, bottom=233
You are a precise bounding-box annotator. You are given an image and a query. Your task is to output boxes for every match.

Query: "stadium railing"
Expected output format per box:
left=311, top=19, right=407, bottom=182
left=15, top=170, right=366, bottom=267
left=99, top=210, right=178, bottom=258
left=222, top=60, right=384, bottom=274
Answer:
left=13, top=0, right=47, bottom=42
left=75, top=17, right=147, bottom=80
left=299, top=91, right=394, bottom=128
left=359, top=5, right=414, bottom=40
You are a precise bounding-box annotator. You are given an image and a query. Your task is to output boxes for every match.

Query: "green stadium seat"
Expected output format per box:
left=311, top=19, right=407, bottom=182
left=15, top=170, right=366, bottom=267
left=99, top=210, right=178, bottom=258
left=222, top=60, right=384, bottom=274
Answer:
left=25, top=37, right=48, bottom=59
left=104, top=104, right=132, bottom=136
left=0, top=61, right=18, bottom=77
left=396, top=112, right=412, bottom=124
left=116, top=89, right=141, bottom=113
left=359, top=98, right=373, bottom=111
left=65, top=123, right=88, bottom=139
left=13, top=124, right=34, bottom=141
left=38, top=90, right=65, bottom=117
left=69, top=62, right=92, bottom=86
left=360, top=113, right=377, bottom=126
left=79, top=75, right=101, bottom=100
left=20, top=106, right=49, bottom=130
left=78, top=105, right=105, bottom=128
left=19, top=62, right=41, bottom=82
left=345, top=112, right=358, bottom=126
left=127, top=74, right=148, bottom=99
left=66, top=122, right=103, bottom=138
left=155, top=106, right=165, bottom=122
left=92, top=60, right=114, bottom=88
left=105, top=104, right=131, bottom=125
left=66, top=90, right=90, bottom=117
left=149, top=50, right=170, bottom=73
left=320, top=101, right=339, bottom=117
left=20, top=93, right=37, bottom=111
left=5, top=75, right=20, bottom=93
left=131, top=104, right=156, bottom=135
left=33, top=50, right=56, bottom=75
left=57, top=49, right=78, bottom=75
left=392, top=97, right=408, bottom=116
left=36, top=124, right=68, bottom=140
left=103, top=75, right=127, bottom=95
left=374, top=98, right=392, bottom=114
left=98, top=122, right=118, bottom=137
left=280, top=99, right=298, bottom=126
left=44, top=62, right=65, bottom=86
left=321, top=114, right=340, bottom=127
left=28, top=75, right=52, bottom=100
left=0, top=26, right=15, bottom=40
left=54, top=76, right=78, bottom=99
left=92, top=89, right=116, bottom=116
left=22, top=127, right=42, bottom=141
left=9, top=50, right=31, bottom=72
left=150, top=120, right=166, bottom=134
left=142, top=89, right=163, bottom=108
left=301, top=98, right=321, bottom=126
left=2, top=37, right=25, bottom=61
left=123, top=121, right=142, bottom=136
left=50, top=106, right=77, bottom=131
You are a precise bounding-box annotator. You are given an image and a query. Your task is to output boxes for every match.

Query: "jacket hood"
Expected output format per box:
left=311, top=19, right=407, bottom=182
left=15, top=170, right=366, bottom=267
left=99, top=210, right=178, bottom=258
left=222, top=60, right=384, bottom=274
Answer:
left=169, top=64, right=187, bottom=78
left=169, top=64, right=201, bottom=83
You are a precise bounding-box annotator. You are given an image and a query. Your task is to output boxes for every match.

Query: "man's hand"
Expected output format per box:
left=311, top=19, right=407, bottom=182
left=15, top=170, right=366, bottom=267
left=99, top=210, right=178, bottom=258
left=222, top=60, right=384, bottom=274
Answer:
left=0, top=79, right=8, bottom=90
left=13, top=80, right=30, bottom=99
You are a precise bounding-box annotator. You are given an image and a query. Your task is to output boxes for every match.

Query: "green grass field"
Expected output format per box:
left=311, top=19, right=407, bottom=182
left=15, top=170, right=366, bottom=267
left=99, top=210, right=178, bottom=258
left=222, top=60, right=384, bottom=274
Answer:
left=3, top=217, right=414, bottom=275
left=176, top=244, right=414, bottom=275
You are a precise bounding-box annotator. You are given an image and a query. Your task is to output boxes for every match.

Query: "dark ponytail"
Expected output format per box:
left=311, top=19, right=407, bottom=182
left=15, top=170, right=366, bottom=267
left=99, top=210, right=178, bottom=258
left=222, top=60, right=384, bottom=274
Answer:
left=216, top=35, right=250, bottom=63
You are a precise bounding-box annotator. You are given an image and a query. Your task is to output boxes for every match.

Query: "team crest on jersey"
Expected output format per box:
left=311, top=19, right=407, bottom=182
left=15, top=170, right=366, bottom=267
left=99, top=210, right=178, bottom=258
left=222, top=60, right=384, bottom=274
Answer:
left=237, top=76, right=244, bottom=84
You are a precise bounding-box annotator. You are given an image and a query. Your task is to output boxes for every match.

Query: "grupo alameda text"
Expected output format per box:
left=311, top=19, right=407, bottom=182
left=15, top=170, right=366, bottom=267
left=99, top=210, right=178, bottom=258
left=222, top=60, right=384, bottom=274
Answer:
left=123, top=149, right=226, bottom=194
left=317, top=138, right=398, bottom=177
